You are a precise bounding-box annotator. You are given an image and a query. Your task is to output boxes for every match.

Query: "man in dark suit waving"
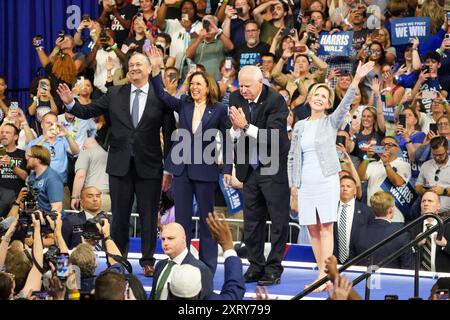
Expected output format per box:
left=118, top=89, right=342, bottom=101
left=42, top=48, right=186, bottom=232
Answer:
left=57, top=52, right=176, bottom=276
left=334, top=176, right=373, bottom=264
left=229, top=65, right=290, bottom=286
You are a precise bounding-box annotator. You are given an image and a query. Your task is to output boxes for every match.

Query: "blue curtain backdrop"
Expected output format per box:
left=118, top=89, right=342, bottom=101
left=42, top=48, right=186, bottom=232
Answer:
left=0, top=0, right=99, bottom=108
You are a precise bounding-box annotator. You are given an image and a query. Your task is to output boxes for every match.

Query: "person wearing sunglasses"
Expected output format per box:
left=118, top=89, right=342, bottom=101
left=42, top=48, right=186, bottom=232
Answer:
left=415, top=136, right=450, bottom=214
left=358, top=136, right=412, bottom=224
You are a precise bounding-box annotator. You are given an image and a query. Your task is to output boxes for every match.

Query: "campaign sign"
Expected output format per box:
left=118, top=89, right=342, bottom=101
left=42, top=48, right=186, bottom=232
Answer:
left=218, top=174, right=243, bottom=215
left=381, top=178, right=418, bottom=220
left=317, top=31, right=354, bottom=56
left=390, top=17, right=430, bottom=45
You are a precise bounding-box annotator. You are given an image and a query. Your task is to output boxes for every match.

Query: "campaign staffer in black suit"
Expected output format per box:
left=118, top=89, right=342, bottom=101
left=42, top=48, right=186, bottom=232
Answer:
left=148, top=46, right=232, bottom=275
left=411, top=191, right=450, bottom=273
left=57, top=53, right=176, bottom=276
left=350, top=192, right=413, bottom=269
left=150, top=223, right=213, bottom=300
left=229, top=65, right=290, bottom=286
left=334, top=176, right=374, bottom=264
left=167, top=212, right=246, bottom=300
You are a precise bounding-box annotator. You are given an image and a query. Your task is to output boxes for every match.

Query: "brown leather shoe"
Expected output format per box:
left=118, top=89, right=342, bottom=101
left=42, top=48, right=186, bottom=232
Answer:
left=143, top=265, right=155, bottom=277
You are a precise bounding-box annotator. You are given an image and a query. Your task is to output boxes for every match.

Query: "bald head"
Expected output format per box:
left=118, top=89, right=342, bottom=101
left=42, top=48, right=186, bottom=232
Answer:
left=238, top=66, right=263, bottom=101
left=161, top=223, right=187, bottom=259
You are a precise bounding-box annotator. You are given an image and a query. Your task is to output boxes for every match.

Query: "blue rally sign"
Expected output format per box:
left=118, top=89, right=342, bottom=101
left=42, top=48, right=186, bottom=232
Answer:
left=317, top=31, right=354, bottom=56
left=218, top=174, right=243, bottom=215
left=390, top=17, right=430, bottom=45
left=381, top=178, right=418, bottom=220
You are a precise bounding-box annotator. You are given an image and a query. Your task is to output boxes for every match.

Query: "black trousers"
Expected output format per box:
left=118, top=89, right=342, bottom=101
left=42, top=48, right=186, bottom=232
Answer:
left=243, top=168, right=290, bottom=275
left=109, top=158, right=161, bottom=267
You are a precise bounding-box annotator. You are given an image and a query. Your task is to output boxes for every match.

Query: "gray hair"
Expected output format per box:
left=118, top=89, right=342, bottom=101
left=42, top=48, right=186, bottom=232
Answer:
left=238, top=66, right=263, bottom=81
left=129, top=52, right=151, bottom=68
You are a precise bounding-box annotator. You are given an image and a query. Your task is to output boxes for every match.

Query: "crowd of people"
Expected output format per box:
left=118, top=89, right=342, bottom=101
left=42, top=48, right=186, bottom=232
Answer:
left=1, top=0, right=450, bottom=300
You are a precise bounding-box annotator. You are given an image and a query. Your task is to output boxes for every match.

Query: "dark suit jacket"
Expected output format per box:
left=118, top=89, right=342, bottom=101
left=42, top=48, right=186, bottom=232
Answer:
left=149, top=252, right=213, bottom=300
left=411, top=222, right=450, bottom=273
left=204, top=256, right=245, bottom=300
left=333, top=200, right=374, bottom=263
left=350, top=219, right=413, bottom=269
left=68, top=83, right=176, bottom=178
left=62, top=211, right=88, bottom=249
left=151, top=74, right=232, bottom=181
left=229, top=85, right=290, bottom=183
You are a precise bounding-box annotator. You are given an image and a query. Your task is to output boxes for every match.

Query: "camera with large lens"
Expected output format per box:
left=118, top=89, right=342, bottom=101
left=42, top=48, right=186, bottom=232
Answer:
left=43, top=245, right=60, bottom=271
left=82, top=212, right=110, bottom=240
left=18, top=182, right=58, bottom=234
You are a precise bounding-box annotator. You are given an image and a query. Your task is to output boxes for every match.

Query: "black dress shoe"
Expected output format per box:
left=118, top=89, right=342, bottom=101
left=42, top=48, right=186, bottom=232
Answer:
left=244, top=269, right=265, bottom=283
left=257, top=273, right=281, bottom=286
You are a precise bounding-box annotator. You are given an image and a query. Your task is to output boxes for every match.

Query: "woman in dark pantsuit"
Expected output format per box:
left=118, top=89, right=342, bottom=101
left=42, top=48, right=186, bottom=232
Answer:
left=148, top=46, right=232, bottom=275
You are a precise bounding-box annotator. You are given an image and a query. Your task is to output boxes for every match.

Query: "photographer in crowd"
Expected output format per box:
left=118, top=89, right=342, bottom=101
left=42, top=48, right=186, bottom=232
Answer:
left=62, top=186, right=108, bottom=249
left=25, top=145, right=63, bottom=213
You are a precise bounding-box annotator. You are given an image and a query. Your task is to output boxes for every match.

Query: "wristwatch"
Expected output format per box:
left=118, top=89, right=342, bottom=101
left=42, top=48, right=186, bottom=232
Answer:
left=243, top=123, right=250, bottom=133
left=444, top=188, right=448, bottom=196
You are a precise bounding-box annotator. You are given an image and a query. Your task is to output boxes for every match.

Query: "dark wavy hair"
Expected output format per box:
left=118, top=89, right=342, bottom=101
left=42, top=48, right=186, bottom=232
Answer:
left=186, top=71, right=219, bottom=106
left=180, top=0, right=199, bottom=23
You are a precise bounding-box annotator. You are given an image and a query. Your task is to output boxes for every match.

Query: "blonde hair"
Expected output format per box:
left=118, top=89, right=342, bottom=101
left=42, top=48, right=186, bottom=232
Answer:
left=69, top=243, right=97, bottom=278
left=307, top=83, right=335, bottom=109
left=335, top=75, right=353, bottom=101
left=421, top=0, right=445, bottom=34
left=360, top=106, right=380, bottom=132
left=378, top=27, right=392, bottom=49
left=29, top=145, right=51, bottom=166
left=370, top=191, right=395, bottom=217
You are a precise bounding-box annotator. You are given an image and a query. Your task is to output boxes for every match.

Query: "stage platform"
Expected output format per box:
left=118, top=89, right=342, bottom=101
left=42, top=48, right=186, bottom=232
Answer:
left=94, top=238, right=450, bottom=300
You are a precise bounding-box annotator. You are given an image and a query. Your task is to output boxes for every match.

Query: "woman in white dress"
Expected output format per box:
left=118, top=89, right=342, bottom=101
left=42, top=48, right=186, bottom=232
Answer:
left=288, top=61, right=374, bottom=291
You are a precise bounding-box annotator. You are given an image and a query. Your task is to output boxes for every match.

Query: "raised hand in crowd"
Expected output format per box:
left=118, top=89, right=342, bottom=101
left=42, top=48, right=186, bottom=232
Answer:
left=206, top=212, right=233, bottom=251
left=327, top=276, right=353, bottom=300
left=352, top=61, right=375, bottom=84
left=56, top=83, right=74, bottom=105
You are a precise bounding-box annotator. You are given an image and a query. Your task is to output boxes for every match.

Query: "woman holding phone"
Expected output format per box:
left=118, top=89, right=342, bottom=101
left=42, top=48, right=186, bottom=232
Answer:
left=288, top=61, right=374, bottom=291
left=148, top=46, right=231, bottom=275
left=395, top=107, right=425, bottom=184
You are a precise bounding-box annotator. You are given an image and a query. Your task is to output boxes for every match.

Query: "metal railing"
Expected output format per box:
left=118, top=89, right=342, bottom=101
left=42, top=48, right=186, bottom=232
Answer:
left=65, top=210, right=302, bottom=244
left=292, top=214, right=448, bottom=300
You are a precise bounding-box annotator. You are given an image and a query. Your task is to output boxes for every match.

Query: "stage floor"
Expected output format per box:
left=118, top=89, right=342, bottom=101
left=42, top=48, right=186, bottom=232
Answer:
left=96, top=251, right=448, bottom=300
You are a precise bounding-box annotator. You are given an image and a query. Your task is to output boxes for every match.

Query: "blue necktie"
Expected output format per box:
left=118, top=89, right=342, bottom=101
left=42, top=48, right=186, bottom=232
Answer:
left=132, top=89, right=142, bottom=128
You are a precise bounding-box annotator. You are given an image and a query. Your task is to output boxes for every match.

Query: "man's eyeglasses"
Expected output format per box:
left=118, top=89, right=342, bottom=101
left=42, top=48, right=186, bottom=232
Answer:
left=382, top=142, right=398, bottom=148
left=438, top=122, right=449, bottom=127
left=435, top=169, right=441, bottom=182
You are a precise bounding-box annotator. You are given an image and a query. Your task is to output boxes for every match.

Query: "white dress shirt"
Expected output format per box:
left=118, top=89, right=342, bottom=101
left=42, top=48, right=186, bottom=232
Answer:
left=230, top=91, right=262, bottom=140
left=337, top=198, right=356, bottom=255
left=157, top=248, right=189, bottom=300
